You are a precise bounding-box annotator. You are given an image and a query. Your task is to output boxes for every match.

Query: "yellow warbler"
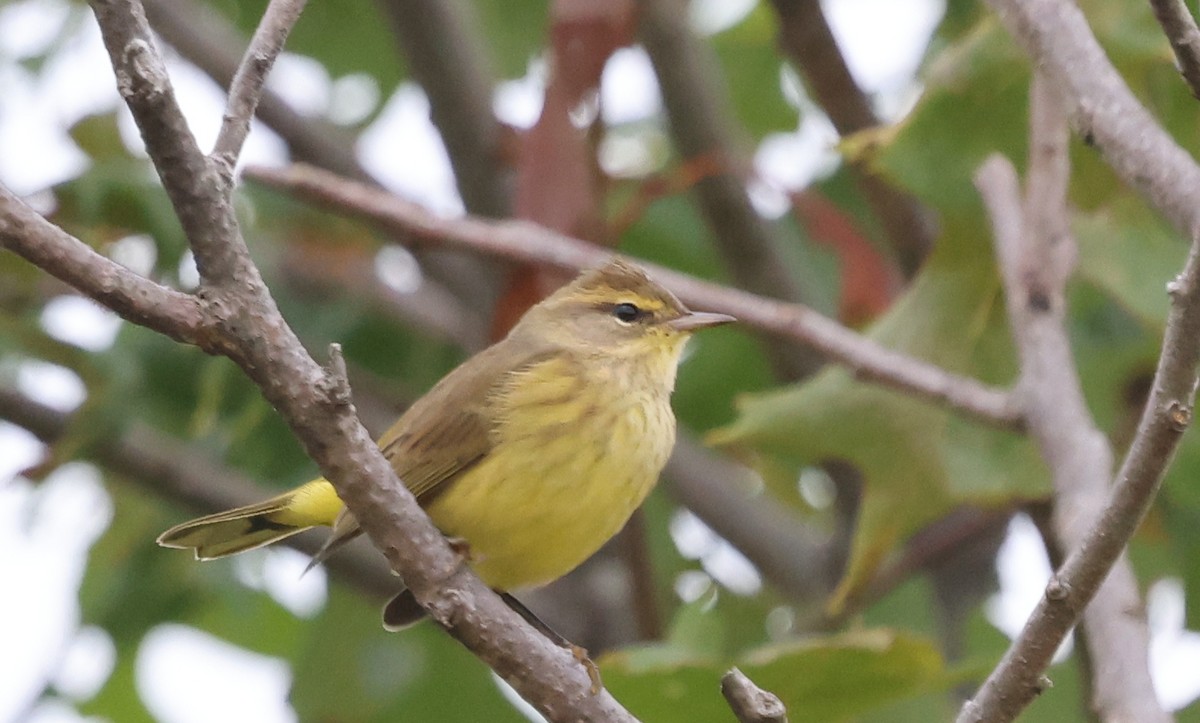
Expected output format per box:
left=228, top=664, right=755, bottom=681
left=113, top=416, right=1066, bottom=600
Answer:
left=158, top=259, right=733, bottom=629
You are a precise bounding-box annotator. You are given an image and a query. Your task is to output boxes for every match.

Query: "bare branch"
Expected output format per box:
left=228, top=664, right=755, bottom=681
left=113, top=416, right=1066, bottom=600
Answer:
left=963, top=106, right=1168, bottom=722
left=956, top=1, right=1200, bottom=717
left=89, top=0, right=245, bottom=283
left=1148, top=0, right=1200, bottom=100
left=20, top=2, right=647, bottom=717
left=636, top=0, right=821, bottom=380
left=211, top=0, right=309, bottom=170
left=721, top=668, right=789, bottom=723
left=142, top=0, right=370, bottom=181
left=983, top=0, right=1200, bottom=236
left=0, top=185, right=208, bottom=348
left=767, top=0, right=933, bottom=275
left=246, top=163, right=1022, bottom=429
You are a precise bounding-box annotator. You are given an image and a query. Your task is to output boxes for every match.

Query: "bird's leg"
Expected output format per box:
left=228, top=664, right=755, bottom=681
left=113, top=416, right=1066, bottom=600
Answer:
left=446, top=535, right=473, bottom=561
left=382, top=537, right=474, bottom=630
left=499, top=592, right=602, bottom=694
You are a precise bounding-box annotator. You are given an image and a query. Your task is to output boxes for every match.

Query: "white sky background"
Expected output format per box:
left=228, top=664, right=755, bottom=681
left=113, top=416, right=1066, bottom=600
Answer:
left=2, top=0, right=1199, bottom=720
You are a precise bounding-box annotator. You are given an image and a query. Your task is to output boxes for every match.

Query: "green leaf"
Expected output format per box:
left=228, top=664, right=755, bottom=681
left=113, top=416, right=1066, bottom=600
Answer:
left=1074, top=201, right=1186, bottom=328
left=291, top=587, right=527, bottom=722
left=602, top=629, right=959, bottom=723
left=710, top=4, right=797, bottom=138
left=710, top=219, right=1049, bottom=609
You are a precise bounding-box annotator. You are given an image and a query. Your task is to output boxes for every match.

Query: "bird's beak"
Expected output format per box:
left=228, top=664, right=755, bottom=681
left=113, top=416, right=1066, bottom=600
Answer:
left=669, top=310, right=736, bottom=332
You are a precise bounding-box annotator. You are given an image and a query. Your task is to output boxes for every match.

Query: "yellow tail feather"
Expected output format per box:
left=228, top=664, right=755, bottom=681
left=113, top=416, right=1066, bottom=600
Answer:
left=157, top=480, right=343, bottom=560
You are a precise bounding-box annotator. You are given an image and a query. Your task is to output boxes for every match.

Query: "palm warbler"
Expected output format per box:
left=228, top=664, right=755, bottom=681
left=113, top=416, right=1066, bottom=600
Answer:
left=158, top=259, right=733, bottom=628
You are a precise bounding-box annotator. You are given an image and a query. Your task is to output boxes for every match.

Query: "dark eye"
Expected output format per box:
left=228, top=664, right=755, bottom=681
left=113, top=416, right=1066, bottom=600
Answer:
left=612, top=302, right=641, bottom=323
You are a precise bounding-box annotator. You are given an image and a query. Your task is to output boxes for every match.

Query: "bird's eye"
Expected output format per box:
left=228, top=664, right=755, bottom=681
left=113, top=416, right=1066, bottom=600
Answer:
left=612, top=302, right=642, bottom=323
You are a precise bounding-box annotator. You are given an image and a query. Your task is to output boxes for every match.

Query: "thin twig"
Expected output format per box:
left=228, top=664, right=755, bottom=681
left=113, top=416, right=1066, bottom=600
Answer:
left=983, top=0, right=1200, bottom=237
left=0, top=187, right=208, bottom=347
left=211, top=0, right=308, bottom=170
left=972, top=112, right=1162, bottom=720
left=246, top=162, right=1022, bottom=429
left=1026, top=74, right=1162, bottom=722
left=961, top=2, right=1200, bottom=717
left=721, top=668, right=789, bottom=723
left=142, top=0, right=370, bottom=181
left=962, top=148, right=1175, bottom=723
left=1147, top=0, right=1200, bottom=100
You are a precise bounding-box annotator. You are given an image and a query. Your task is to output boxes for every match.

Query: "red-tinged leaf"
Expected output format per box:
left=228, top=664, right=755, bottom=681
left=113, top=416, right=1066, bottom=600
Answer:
left=792, top=191, right=902, bottom=326
left=496, top=0, right=637, bottom=338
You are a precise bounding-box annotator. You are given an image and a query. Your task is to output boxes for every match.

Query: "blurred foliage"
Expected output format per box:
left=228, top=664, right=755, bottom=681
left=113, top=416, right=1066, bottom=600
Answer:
left=3, top=0, right=1200, bottom=720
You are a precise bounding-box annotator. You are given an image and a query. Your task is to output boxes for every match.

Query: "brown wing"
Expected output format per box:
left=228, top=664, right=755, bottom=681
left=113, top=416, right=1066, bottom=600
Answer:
left=378, top=336, right=554, bottom=505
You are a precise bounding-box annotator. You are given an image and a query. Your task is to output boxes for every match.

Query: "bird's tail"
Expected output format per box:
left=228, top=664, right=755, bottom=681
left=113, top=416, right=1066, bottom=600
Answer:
left=157, top=479, right=344, bottom=560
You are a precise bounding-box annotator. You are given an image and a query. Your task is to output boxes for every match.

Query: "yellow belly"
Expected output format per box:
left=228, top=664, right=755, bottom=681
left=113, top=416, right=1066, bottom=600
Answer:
left=425, top=386, right=675, bottom=591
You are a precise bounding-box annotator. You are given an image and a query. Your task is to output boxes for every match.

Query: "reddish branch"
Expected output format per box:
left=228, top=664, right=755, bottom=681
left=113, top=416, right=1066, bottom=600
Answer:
left=246, top=162, right=1021, bottom=429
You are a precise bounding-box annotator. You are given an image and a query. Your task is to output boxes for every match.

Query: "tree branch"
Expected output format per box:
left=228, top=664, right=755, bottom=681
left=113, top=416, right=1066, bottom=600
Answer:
left=211, top=0, right=308, bottom=169
left=968, top=73, right=1164, bottom=721
left=0, top=186, right=208, bottom=347
left=721, top=668, right=789, bottom=723
left=7, top=2, right=646, bottom=718
left=961, top=196, right=1200, bottom=723
left=246, top=162, right=1021, bottom=429
left=142, top=0, right=371, bottom=181
left=1147, top=0, right=1200, bottom=100
left=956, top=2, right=1200, bottom=717
left=983, top=0, right=1200, bottom=237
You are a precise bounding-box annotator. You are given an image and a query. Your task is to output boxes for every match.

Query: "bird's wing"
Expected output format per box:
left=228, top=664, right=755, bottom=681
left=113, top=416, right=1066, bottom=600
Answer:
left=377, top=338, right=555, bottom=504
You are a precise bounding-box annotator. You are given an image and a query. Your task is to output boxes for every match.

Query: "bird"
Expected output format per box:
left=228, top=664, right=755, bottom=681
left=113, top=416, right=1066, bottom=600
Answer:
left=157, top=258, right=733, bottom=644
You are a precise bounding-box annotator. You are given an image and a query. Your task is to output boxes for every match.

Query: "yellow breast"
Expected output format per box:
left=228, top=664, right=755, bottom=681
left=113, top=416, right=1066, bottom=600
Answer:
left=424, top=354, right=677, bottom=591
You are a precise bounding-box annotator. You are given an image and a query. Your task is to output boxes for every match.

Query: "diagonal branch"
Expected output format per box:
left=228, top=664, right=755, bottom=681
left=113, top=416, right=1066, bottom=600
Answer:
left=984, top=0, right=1200, bottom=236
left=968, top=74, right=1166, bottom=723
left=142, top=0, right=371, bottom=182
left=963, top=157, right=1199, bottom=723
left=0, top=186, right=208, bottom=347
left=1148, top=0, right=1200, bottom=100
left=960, top=3, right=1200, bottom=717
left=246, top=162, right=1021, bottom=429
left=11, top=2, right=645, bottom=718
left=211, top=0, right=309, bottom=169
